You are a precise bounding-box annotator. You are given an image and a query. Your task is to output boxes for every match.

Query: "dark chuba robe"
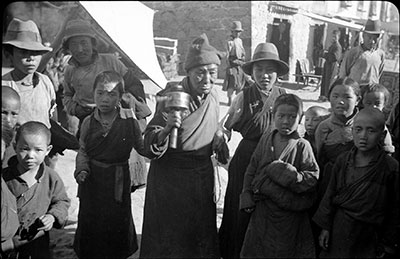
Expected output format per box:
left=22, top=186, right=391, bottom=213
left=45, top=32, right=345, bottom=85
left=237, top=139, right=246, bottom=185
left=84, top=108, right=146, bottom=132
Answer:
left=139, top=78, right=220, bottom=258
left=313, top=148, right=399, bottom=258
left=73, top=108, right=144, bottom=259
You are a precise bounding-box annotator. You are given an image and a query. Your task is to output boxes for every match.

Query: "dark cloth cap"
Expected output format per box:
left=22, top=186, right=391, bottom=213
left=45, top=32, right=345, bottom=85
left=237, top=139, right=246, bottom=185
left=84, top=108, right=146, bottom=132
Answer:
left=242, top=42, right=289, bottom=76
left=184, top=33, right=221, bottom=72
left=3, top=18, right=52, bottom=52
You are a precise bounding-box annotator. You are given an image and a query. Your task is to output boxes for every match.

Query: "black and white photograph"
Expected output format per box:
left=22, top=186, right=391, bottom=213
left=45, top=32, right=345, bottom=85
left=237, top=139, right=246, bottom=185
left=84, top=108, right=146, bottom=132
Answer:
left=1, top=1, right=399, bottom=259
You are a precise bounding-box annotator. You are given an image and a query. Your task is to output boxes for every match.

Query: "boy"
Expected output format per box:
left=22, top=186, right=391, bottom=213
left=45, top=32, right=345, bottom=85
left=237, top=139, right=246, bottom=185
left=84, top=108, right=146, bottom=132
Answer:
left=313, top=107, right=399, bottom=258
left=304, top=106, right=330, bottom=155
left=2, top=18, right=61, bottom=169
left=2, top=121, right=70, bottom=259
left=239, top=94, right=319, bottom=258
left=360, top=83, right=395, bottom=154
left=2, top=86, right=21, bottom=168
left=360, top=83, right=390, bottom=112
left=2, top=18, right=56, bottom=129
left=2, top=86, right=21, bottom=130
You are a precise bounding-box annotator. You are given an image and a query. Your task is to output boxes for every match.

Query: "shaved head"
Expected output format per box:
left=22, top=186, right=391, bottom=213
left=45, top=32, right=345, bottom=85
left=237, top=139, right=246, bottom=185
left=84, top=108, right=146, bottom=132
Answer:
left=305, top=106, right=330, bottom=117
left=2, top=85, right=21, bottom=104
left=354, top=107, right=385, bottom=131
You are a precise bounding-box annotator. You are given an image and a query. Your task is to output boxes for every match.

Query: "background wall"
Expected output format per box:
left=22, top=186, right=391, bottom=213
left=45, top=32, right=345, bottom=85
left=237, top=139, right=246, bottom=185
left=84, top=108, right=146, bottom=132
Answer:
left=142, top=1, right=252, bottom=78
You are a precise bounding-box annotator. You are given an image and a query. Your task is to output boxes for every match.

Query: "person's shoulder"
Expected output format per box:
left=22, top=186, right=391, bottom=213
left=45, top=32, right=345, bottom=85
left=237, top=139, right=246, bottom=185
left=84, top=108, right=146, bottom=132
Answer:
left=347, top=46, right=361, bottom=55
left=98, top=53, right=121, bottom=64
left=2, top=71, right=13, bottom=81
left=334, top=150, right=351, bottom=164
left=1, top=166, right=17, bottom=182
left=316, top=115, right=332, bottom=132
left=36, top=72, right=53, bottom=85
left=43, top=164, right=64, bottom=181
left=383, top=154, right=399, bottom=172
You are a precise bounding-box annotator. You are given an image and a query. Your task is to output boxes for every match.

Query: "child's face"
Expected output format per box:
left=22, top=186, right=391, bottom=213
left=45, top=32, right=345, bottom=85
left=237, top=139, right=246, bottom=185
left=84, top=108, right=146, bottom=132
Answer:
left=68, top=36, right=94, bottom=66
left=304, top=112, right=323, bottom=136
left=274, top=104, right=301, bottom=136
left=329, top=84, right=359, bottom=118
left=2, top=96, right=20, bottom=128
left=94, top=83, right=121, bottom=114
left=252, top=61, right=278, bottom=91
left=11, top=47, right=43, bottom=75
left=352, top=114, right=384, bottom=152
left=15, top=133, right=51, bottom=171
left=362, top=91, right=385, bottom=111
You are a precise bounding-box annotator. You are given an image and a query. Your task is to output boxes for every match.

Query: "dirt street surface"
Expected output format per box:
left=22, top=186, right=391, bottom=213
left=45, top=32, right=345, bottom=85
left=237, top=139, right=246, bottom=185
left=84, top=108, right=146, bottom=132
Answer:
left=49, top=78, right=330, bottom=258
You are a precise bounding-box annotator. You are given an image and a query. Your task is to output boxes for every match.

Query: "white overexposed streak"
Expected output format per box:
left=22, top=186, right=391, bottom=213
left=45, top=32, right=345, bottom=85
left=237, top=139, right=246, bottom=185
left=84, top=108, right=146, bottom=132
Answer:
left=80, top=1, right=168, bottom=89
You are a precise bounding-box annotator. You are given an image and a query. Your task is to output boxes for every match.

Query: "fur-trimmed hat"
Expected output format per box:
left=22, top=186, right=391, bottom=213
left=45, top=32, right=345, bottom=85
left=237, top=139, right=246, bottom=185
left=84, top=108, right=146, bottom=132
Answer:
left=62, top=19, right=97, bottom=49
left=184, top=33, right=221, bottom=72
left=242, top=42, right=289, bottom=76
left=3, top=18, right=52, bottom=52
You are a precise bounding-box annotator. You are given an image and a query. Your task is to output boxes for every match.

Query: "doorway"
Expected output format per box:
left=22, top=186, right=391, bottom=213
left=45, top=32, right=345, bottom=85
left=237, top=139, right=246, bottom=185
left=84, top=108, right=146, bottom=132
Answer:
left=271, top=18, right=290, bottom=79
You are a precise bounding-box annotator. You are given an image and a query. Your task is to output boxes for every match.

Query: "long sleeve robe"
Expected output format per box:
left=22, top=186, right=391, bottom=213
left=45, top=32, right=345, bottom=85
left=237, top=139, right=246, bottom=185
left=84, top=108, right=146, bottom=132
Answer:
left=139, top=77, right=221, bottom=258
left=239, top=130, right=319, bottom=258
left=313, top=148, right=399, bottom=258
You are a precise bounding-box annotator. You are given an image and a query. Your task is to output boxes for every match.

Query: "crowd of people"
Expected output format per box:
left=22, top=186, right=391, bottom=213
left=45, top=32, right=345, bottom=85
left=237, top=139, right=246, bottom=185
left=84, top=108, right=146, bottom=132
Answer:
left=1, top=15, right=399, bottom=259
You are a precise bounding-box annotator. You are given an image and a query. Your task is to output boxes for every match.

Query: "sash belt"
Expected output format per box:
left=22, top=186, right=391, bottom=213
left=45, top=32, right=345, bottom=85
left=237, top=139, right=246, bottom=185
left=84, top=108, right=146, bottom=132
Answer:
left=91, top=159, right=128, bottom=203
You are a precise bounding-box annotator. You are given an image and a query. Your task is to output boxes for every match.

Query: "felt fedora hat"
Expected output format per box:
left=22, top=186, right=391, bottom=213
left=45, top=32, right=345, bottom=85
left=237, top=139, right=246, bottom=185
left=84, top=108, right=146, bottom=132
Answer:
left=231, top=21, right=243, bottom=32
left=62, top=19, right=97, bottom=46
left=3, top=18, right=52, bottom=52
left=363, top=19, right=382, bottom=34
left=242, top=42, right=289, bottom=76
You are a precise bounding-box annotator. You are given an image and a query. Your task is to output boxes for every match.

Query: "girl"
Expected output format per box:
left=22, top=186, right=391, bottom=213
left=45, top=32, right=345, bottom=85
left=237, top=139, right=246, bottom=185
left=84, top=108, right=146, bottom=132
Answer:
left=314, top=77, right=361, bottom=199
left=73, top=71, right=144, bottom=259
left=240, top=94, right=319, bottom=258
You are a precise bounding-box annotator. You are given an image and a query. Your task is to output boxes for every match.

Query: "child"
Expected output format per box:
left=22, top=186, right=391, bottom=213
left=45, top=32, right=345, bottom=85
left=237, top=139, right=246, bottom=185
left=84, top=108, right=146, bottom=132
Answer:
left=218, top=42, right=287, bottom=259
left=304, top=106, right=330, bottom=155
left=1, top=120, right=20, bottom=256
left=360, top=83, right=390, bottom=112
left=73, top=71, right=144, bottom=259
left=2, top=18, right=59, bottom=169
left=239, top=94, right=319, bottom=258
left=2, top=18, right=56, bottom=130
left=360, top=83, right=395, bottom=154
left=2, top=86, right=21, bottom=130
left=2, top=86, right=21, bottom=168
left=313, top=108, right=399, bottom=258
left=314, top=77, right=361, bottom=199
left=2, top=121, right=70, bottom=259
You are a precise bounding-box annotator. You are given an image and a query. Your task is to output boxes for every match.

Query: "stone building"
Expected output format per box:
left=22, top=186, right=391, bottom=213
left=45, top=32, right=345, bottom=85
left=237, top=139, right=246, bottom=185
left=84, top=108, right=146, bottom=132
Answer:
left=143, top=1, right=398, bottom=82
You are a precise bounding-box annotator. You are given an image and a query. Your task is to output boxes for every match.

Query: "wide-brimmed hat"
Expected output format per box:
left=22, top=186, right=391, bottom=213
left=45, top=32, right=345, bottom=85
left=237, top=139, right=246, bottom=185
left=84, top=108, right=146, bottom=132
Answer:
left=242, top=42, right=289, bottom=76
left=363, top=19, right=383, bottom=35
left=62, top=19, right=97, bottom=47
left=184, top=33, right=221, bottom=72
left=231, top=21, right=243, bottom=32
left=3, top=18, right=52, bottom=52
